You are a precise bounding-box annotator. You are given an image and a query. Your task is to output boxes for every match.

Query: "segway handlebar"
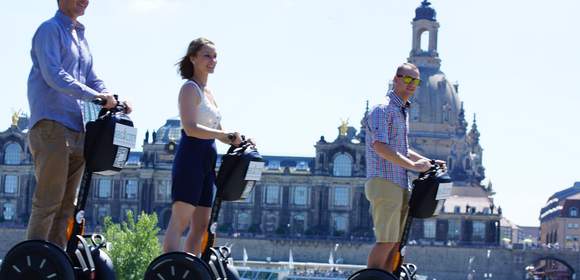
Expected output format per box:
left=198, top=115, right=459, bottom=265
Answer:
left=92, top=95, right=129, bottom=113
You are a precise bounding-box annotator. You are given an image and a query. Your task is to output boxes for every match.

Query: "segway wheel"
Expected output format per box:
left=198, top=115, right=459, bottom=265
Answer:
left=225, top=262, right=241, bottom=280
left=0, top=240, right=75, bottom=280
left=145, top=252, right=212, bottom=280
left=348, top=268, right=398, bottom=280
left=91, top=247, right=116, bottom=280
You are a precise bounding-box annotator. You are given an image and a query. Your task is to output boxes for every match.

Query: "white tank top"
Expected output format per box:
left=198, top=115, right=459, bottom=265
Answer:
left=185, top=80, right=222, bottom=129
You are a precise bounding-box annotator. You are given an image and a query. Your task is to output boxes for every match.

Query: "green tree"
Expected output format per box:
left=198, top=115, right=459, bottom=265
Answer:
left=103, top=211, right=162, bottom=280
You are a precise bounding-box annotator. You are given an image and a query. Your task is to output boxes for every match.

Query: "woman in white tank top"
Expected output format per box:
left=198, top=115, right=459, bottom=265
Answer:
left=163, top=38, right=244, bottom=256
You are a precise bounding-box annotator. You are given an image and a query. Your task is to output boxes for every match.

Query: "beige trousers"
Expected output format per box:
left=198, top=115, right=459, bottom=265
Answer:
left=26, top=120, right=85, bottom=248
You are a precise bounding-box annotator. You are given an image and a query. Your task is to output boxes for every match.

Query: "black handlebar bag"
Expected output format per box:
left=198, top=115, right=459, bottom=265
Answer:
left=84, top=109, right=135, bottom=175
left=409, top=167, right=452, bottom=218
left=216, top=143, right=264, bottom=201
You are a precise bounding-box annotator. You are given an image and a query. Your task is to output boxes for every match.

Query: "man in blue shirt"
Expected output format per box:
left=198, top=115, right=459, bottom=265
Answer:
left=26, top=0, right=119, bottom=249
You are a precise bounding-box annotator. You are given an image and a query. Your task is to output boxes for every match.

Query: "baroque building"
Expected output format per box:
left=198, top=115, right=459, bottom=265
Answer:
left=0, top=1, right=501, bottom=247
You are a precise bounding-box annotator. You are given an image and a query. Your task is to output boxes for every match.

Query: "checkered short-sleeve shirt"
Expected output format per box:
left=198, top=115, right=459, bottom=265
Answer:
left=365, top=91, right=410, bottom=189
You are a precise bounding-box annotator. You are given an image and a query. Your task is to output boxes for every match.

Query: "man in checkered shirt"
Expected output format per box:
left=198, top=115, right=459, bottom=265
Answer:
left=364, top=63, right=445, bottom=272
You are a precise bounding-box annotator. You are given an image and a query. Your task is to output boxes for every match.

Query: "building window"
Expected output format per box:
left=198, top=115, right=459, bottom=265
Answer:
left=411, top=104, right=420, bottom=121
left=424, top=220, right=436, bottom=239
left=168, top=128, right=181, bottom=142
left=124, top=180, right=138, bottom=200
left=96, top=205, right=110, bottom=225
left=332, top=213, right=348, bottom=233
left=236, top=211, right=251, bottom=231
left=333, top=186, right=350, bottom=207
left=570, top=207, right=578, bottom=217
left=4, top=143, right=22, bottom=165
left=473, top=221, right=486, bottom=241
left=292, top=213, right=306, bottom=233
left=263, top=212, right=278, bottom=233
left=267, top=161, right=280, bottom=170
left=3, top=202, right=15, bottom=220
left=454, top=206, right=461, bottom=214
left=156, top=180, right=171, bottom=202
left=333, top=153, right=352, bottom=177
left=97, top=179, right=112, bottom=199
left=296, top=161, right=309, bottom=171
left=264, top=185, right=281, bottom=205
left=448, top=219, right=461, bottom=240
left=292, top=186, right=308, bottom=206
left=4, top=175, right=18, bottom=194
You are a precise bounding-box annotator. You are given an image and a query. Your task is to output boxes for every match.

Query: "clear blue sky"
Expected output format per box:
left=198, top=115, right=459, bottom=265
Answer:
left=1, top=0, right=579, bottom=227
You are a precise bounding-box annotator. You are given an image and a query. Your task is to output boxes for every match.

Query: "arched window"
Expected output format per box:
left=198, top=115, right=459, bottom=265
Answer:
left=333, top=153, right=352, bottom=177
left=420, top=30, right=429, bottom=52
left=4, top=143, right=22, bottom=165
left=570, top=207, right=578, bottom=217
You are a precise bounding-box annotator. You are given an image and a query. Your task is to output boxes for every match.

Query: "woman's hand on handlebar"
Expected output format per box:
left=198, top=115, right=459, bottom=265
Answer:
left=221, top=131, right=242, bottom=146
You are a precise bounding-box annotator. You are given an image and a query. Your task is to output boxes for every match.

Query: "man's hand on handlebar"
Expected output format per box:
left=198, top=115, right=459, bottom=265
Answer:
left=412, top=158, right=432, bottom=173
left=433, top=159, right=447, bottom=170
left=95, top=93, right=117, bottom=109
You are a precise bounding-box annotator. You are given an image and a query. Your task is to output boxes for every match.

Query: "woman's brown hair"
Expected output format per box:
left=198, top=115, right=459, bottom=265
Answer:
left=178, top=37, right=214, bottom=79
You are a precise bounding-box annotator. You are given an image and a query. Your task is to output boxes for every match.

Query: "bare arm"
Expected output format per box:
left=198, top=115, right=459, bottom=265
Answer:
left=408, top=149, right=428, bottom=161
left=179, top=84, right=230, bottom=142
left=372, top=141, right=429, bottom=172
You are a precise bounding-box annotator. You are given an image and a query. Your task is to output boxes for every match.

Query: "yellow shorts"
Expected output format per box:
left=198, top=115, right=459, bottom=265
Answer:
left=365, top=177, right=410, bottom=243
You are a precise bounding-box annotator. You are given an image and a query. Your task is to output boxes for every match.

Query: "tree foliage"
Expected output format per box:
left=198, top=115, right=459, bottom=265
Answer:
left=103, top=211, right=162, bottom=280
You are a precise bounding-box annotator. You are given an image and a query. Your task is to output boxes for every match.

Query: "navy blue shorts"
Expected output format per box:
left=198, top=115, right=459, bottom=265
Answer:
left=171, top=130, right=216, bottom=207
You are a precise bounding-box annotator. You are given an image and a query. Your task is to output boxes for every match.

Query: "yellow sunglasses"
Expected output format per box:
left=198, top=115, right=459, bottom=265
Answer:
left=397, top=75, right=422, bottom=86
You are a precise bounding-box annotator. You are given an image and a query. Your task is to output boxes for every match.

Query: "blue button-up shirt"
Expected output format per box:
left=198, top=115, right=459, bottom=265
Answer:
left=365, top=91, right=411, bottom=189
left=27, top=10, right=106, bottom=132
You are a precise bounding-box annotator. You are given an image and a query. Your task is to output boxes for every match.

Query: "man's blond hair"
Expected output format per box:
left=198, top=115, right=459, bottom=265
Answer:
left=396, top=63, right=419, bottom=76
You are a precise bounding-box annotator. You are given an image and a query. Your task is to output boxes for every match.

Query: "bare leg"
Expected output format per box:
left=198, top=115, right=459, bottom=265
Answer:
left=367, top=242, right=398, bottom=272
left=184, top=206, right=212, bottom=256
left=163, top=201, right=195, bottom=253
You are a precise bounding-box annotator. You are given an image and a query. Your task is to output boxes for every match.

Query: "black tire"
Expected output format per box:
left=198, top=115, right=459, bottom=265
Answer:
left=348, top=268, right=398, bottom=280
left=225, top=262, right=240, bottom=280
left=145, top=252, right=212, bottom=280
left=92, top=247, right=116, bottom=280
left=0, top=240, right=75, bottom=280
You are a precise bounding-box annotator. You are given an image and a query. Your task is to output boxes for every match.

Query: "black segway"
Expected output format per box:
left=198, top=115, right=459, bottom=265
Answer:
left=0, top=97, right=135, bottom=280
left=145, top=140, right=264, bottom=280
left=348, top=162, right=452, bottom=280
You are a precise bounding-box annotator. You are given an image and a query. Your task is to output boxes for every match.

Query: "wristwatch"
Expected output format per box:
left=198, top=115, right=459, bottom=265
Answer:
left=227, top=133, right=235, bottom=144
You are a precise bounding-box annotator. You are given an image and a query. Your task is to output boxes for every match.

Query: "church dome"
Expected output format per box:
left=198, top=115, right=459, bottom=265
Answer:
left=409, top=67, right=462, bottom=136
left=414, top=0, right=436, bottom=21
left=155, top=116, right=181, bottom=144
